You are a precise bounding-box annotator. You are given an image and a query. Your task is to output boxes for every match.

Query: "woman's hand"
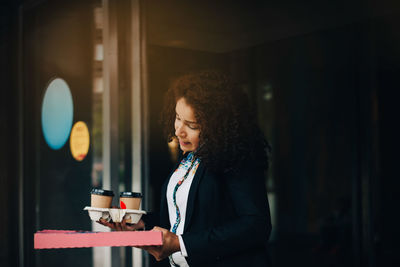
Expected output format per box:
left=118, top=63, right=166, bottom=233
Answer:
left=97, top=218, right=145, bottom=231
left=138, top=226, right=180, bottom=261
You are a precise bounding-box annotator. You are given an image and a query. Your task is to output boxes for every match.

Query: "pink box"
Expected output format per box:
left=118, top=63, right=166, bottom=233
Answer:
left=34, top=230, right=163, bottom=249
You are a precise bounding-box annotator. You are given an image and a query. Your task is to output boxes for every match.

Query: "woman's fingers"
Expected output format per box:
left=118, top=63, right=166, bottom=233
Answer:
left=97, top=218, right=144, bottom=231
left=97, top=219, right=125, bottom=231
left=133, top=219, right=145, bottom=230
left=139, top=246, right=163, bottom=261
left=134, top=242, right=163, bottom=260
left=122, top=218, right=145, bottom=231
left=138, top=227, right=180, bottom=261
left=114, top=222, right=122, bottom=231
left=121, top=218, right=135, bottom=231
left=97, top=218, right=116, bottom=230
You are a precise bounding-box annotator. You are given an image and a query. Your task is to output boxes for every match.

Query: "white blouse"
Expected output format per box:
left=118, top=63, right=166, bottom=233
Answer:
left=167, top=153, right=201, bottom=267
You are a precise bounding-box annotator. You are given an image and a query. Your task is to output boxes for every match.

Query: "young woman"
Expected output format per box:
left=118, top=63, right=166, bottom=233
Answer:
left=100, top=71, right=272, bottom=267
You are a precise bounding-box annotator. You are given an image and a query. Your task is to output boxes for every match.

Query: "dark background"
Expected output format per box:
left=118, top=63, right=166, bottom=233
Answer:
left=1, top=0, right=400, bottom=267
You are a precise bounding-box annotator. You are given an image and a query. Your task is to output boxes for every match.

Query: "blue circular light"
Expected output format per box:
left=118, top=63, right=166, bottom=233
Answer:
left=41, top=78, right=74, bottom=150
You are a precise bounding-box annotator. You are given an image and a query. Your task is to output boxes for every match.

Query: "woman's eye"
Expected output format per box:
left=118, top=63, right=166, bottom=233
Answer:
left=188, top=125, right=199, bottom=130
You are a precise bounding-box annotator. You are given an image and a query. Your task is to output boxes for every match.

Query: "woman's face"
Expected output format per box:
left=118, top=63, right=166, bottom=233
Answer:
left=175, top=97, right=200, bottom=154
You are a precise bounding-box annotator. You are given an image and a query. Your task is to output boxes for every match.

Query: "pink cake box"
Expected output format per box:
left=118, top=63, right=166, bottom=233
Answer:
left=34, top=230, right=163, bottom=249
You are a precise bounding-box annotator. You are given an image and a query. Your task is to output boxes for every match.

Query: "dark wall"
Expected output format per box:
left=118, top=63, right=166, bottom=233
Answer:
left=374, top=14, right=400, bottom=266
left=249, top=14, right=399, bottom=267
left=255, top=23, right=363, bottom=267
left=0, top=2, right=21, bottom=267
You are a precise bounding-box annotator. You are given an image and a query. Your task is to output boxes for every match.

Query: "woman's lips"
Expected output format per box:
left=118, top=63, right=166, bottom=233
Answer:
left=179, top=140, right=191, bottom=147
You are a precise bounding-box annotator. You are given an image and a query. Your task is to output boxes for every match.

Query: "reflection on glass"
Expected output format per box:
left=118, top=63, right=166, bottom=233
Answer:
left=41, top=78, right=74, bottom=150
left=257, top=81, right=276, bottom=240
left=92, top=4, right=103, bottom=190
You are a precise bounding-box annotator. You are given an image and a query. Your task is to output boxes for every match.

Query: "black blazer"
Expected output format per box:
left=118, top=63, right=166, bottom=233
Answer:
left=154, top=157, right=272, bottom=267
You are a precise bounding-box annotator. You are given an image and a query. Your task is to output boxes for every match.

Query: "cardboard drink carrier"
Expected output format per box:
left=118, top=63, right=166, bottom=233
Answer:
left=34, top=189, right=162, bottom=249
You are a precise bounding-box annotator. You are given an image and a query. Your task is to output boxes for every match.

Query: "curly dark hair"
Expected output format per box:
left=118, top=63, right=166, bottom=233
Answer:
left=161, top=70, right=271, bottom=173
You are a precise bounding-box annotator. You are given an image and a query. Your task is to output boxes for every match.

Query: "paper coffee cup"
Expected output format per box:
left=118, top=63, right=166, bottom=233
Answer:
left=91, top=188, right=114, bottom=208
left=119, top=192, right=142, bottom=210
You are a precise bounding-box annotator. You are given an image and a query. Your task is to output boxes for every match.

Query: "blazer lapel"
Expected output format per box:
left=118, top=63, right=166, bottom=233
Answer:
left=184, top=162, right=206, bottom=232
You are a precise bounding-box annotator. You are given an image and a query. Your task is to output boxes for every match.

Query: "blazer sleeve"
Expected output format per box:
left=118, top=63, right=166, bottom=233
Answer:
left=181, top=164, right=272, bottom=264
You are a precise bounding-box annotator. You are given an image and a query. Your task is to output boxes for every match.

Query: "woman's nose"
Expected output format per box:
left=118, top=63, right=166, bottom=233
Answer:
left=175, top=125, right=186, bottom=137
